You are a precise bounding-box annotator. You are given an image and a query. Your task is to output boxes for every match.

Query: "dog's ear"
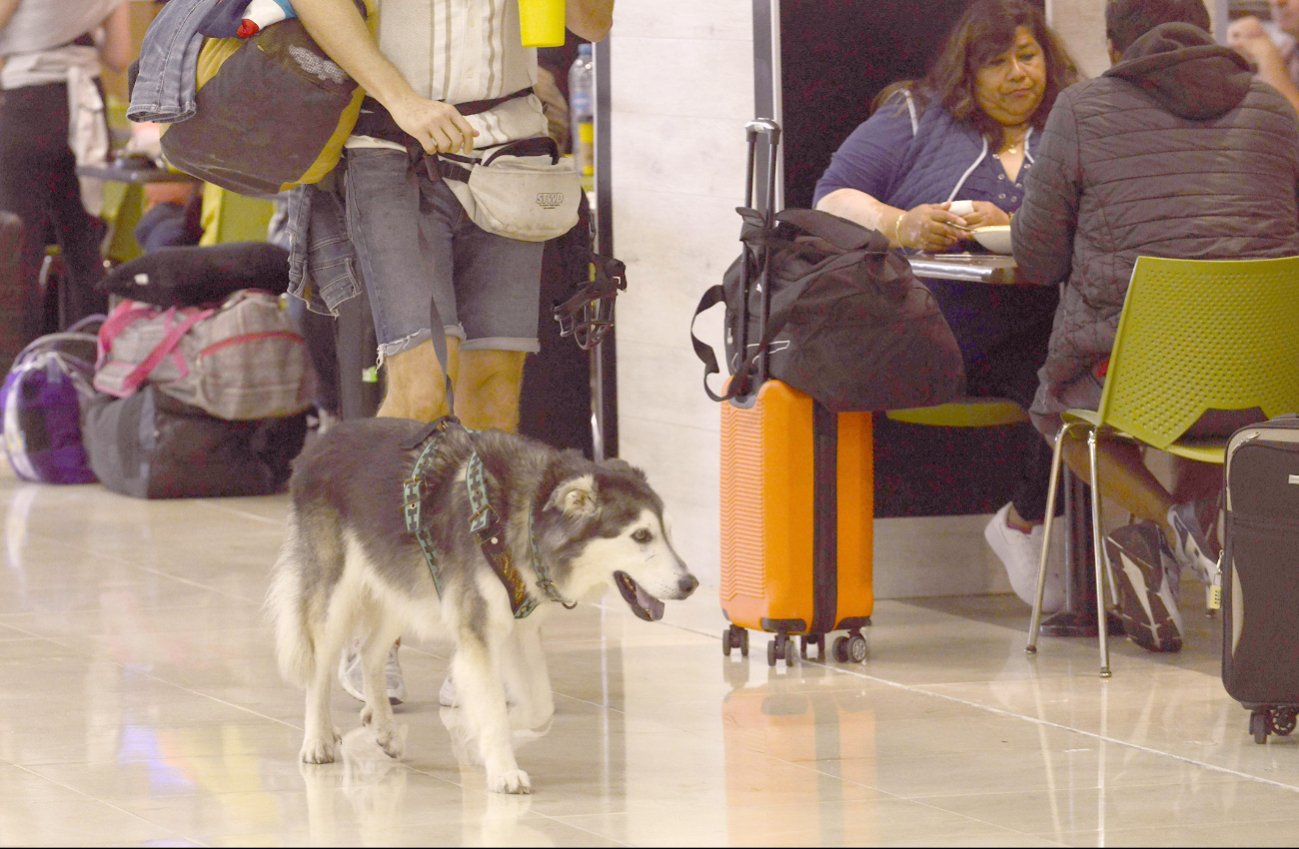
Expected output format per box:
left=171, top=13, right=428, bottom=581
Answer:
left=547, top=474, right=599, bottom=518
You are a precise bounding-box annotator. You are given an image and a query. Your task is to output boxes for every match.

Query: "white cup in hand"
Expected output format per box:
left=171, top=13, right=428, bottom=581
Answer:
left=949, top=199, right=975, bottom=217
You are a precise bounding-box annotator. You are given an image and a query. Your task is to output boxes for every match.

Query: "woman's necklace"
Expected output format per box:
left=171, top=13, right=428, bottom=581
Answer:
left=998, top=127, right=1030, bottom=157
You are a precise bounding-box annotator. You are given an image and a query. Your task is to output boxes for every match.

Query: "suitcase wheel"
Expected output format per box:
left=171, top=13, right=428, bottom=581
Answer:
left=800, top=633, right=825, bottom=661
left=767, top=634, right=796, bottom=667
left=1251, top=709, right=1270, bottom=745
left=1249, top=707, right=1296, bottom=744
left=833, top=631, right=869, bottom=664
left=722, top=625, right=749, bottom=658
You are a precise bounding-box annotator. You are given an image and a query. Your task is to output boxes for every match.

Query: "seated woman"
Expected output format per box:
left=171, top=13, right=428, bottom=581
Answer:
left=812, top=0, right=1080, bottom=611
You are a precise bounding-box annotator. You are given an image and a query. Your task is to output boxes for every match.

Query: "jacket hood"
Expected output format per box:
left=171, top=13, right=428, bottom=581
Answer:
left=1104, top=22, right=1252, bottom=119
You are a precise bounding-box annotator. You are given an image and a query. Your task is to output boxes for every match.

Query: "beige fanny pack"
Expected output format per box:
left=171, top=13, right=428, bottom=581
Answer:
left=439, top=137, right=581, bottom=242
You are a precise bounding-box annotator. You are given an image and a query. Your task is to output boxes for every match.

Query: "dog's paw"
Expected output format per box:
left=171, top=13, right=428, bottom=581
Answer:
left=373, top=725, right=405, bottom=760
left=300, top=732, right=340, bottom=764
left=488, top=768, right=532, bottom=795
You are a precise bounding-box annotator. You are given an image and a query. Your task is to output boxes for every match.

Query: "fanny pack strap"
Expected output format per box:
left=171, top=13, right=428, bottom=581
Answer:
left=437, top=136, right=560, bottom=182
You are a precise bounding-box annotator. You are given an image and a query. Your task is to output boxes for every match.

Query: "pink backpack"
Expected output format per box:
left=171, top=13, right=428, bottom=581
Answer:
left=93, top=290, right=315, bottom=421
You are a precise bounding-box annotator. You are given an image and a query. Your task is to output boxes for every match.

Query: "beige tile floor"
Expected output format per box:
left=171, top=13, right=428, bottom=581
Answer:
left=2, top=463, right=1299, bottom=848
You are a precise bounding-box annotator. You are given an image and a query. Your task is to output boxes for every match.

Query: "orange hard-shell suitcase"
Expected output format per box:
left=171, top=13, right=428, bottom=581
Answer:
left=716, top=119, right=873, bottom=667
left=720, top=379, right=874, bottom=666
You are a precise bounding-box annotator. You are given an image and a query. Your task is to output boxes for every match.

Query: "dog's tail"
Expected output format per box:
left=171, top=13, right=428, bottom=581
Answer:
left=265, top=529, right=317, bottom=689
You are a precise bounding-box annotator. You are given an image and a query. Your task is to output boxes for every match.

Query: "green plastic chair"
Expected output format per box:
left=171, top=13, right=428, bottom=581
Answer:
left=886, top=398, right=1028, bottom=428
left=1026, top=254, right=1299, bottom=677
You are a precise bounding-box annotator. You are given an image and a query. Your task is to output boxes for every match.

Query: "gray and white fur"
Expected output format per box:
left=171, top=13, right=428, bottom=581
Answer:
left=266, top=417, right=697, bottom=794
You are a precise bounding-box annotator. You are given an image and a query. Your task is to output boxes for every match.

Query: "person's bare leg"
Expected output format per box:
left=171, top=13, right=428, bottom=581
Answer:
left=364, top=336, right=465, bottom=695
left=1060, top=436, right=1176, bottom=539
left=454, top=349, right=527, bottom=432
left=376, top=336, right=462, bottom=422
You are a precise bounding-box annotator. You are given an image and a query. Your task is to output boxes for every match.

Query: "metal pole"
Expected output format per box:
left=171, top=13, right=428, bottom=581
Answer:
left=591, top=36, right=614, bottom=462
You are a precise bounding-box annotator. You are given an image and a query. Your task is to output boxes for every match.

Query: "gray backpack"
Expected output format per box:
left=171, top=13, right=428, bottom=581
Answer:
left=93, top=290, right=315, bottom=421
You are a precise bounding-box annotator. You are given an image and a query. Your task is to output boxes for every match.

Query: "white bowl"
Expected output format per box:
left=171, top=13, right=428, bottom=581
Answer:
left=972, top=225, right=1012, bottom=255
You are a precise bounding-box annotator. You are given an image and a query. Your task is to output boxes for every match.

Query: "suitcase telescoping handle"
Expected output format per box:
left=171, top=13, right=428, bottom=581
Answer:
left=741, top=118, right=781, bottom=393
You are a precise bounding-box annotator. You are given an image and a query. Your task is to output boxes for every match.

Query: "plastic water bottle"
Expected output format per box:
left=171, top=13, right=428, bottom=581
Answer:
left=568, top=43, right=594, bottom=192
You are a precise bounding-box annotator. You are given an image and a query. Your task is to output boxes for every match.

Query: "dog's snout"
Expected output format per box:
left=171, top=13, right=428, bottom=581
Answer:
left=679, top=574, right=699, bottom=597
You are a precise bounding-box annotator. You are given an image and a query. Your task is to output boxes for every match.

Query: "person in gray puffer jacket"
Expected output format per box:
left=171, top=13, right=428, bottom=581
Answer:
left=1012, top=0, right=1299, bottom=654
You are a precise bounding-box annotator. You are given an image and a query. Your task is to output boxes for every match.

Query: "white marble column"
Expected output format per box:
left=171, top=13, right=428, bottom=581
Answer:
left=1046, top=0, right=1110, bottom=78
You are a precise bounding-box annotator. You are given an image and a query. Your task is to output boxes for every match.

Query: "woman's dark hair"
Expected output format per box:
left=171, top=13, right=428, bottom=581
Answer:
left=872, top=0, right=1080, bottom=143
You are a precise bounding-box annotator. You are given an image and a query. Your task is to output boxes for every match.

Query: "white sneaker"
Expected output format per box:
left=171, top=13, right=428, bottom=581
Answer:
left=984, top=503, right=1066, bottom=613
left=338, top=640, right=407, bottom=706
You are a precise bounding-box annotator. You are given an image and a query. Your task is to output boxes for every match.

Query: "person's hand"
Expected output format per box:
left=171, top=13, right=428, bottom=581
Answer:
left=388, top=93, right=479, bottom=155
left=895, top=202, right=969, bottom=252
left=959, top=201, right=1010, bottom=229
left=1227, top=16, right=1283, bottom=69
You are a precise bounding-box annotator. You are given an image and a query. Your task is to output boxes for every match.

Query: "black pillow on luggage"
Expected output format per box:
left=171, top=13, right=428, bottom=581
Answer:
left=99, top=242, right=291, bottom=307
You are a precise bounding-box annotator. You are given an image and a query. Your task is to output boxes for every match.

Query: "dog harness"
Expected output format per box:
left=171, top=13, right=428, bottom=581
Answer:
left=402, top=418, right=577, bottom=619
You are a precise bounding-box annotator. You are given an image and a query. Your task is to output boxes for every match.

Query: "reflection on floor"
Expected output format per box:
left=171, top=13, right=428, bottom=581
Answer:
left=2, top=464, right=1297, bottom=848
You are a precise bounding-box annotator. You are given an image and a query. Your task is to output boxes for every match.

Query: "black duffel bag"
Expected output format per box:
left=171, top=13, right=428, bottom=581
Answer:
left=690, top=207, right=964, bottom=412
left=82, top=385, right=306, bottom=499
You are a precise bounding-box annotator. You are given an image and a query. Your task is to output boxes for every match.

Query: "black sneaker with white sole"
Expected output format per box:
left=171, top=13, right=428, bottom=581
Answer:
left=1103, top=521, right=1184, bottom=653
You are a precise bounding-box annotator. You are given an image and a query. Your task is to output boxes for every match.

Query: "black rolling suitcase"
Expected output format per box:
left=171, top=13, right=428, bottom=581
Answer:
left=1221, top=414, right=1299, bottom=743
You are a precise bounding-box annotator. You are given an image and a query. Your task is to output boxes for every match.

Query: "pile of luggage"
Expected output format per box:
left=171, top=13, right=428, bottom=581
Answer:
left=0, top=242, right=315, bottom=498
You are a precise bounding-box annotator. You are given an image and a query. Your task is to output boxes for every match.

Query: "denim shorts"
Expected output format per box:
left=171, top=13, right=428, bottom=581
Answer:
left=343, top=147, right=544, bottom=360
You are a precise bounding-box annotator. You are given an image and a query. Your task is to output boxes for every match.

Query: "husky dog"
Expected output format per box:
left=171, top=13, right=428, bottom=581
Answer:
left=266, top=417, right=697, bottom=794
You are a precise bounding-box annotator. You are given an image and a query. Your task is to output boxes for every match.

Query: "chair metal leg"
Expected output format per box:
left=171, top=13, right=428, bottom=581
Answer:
left=1027, top=419, right=1087, bottom=654
left=1087, top=429, right=1111, bottom=678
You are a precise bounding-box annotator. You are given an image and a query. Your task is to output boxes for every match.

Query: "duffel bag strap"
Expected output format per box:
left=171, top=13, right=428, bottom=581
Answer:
left=114, top=307, right=215, bottom=395
left=775, top=208, right=889, bottom=253
left=690, top=284, right=735, bottom=403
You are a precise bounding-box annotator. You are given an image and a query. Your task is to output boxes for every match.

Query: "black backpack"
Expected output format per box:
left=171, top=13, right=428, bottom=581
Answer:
left=691, top=206, right=964, bottom=412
